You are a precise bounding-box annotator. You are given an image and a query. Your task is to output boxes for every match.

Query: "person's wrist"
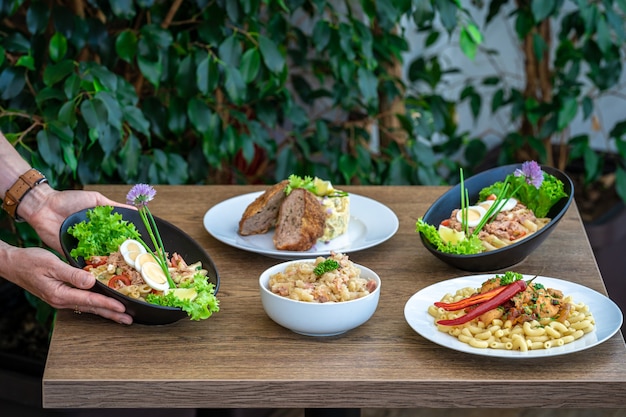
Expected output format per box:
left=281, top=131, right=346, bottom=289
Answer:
left=2, top=168, right=50, bottom=222
left=15, top=181, right=55, bottom=224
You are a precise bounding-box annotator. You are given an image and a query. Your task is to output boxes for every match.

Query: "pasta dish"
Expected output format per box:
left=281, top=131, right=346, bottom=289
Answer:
left=85, top=249, right=208, bottom=302
left=428, top=273, right=595, bottom=351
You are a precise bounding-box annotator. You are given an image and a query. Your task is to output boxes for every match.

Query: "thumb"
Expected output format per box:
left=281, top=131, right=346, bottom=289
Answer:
left=64, top=264, right=97, bottom=289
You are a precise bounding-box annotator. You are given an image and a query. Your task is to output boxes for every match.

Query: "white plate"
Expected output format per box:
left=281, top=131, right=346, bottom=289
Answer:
left=203, top=192, right=399, bottom=260
left=404, top=275, right=623, bottom=358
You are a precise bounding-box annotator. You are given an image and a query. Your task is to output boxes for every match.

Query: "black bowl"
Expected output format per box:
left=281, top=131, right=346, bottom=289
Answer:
left=60, top=207, right=220, bottom=325
left=419, top=164, right=574, bottom=272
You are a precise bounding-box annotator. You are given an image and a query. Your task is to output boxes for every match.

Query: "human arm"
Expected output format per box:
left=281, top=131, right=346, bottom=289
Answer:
left=1, top=132, right=133, bottom=324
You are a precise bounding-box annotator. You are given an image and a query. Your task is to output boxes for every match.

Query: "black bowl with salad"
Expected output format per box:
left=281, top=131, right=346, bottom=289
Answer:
left=416, top=163, right=573, bottom=272
left=60, top=206, right=220, bottom=325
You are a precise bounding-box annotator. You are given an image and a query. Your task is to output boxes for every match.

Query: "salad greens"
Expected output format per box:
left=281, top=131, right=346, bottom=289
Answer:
left=146, top=274, right=219, bottom=321
left=479, top=170, right=567, bottom=218
left=68, top=205, right=140, bottom=259
left=416, top=218, right=484, bottom=255
left=285, top=174, right=348, bottom=197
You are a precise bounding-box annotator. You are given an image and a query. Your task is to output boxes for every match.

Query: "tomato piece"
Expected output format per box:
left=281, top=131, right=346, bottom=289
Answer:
left=440, top=219, right=451, bottom=227
left=108, top=275, right=131, bottom=288
left=86, top=256, right=108, bottom=267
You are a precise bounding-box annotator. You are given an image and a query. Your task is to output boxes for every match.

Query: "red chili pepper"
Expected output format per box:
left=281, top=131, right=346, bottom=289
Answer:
left=436, top=279, right=528, bottom=326
left=440, top=219, right=451, bottom=227
left=108, top=275, right=131, bottom=288
left=434, top=285, right=508, bottom=311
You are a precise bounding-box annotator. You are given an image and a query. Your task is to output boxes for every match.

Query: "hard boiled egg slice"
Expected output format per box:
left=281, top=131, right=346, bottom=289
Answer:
left=140, top=262, right=170, bottom=292
left=119, top=239, right=147, bottom=268
left=497, top=197, right=518, bottom=212
left=480, top=198, right=517, bottom=213
left=456, top=205, right=487, bottom=228
left=134, top=252, right=158, bottom=273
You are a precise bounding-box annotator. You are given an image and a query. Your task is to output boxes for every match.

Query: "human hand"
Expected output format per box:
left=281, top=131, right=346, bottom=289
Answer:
left=2, top=243, right=133, bottom=324
left=22, top=187, right=135, bottom=254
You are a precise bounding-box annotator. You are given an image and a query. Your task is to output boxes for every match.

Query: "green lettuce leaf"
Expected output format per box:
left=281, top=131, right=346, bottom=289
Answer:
left=67, top=206, right=140, bottom=259
left=478, top=172, right=567, bottom=218
left=416, top=218, right=484, bottom=255
left=146, top=274, right=220, bottom=321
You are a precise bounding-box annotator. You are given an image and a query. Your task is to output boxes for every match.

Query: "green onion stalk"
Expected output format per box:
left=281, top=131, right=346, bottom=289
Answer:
left=126, top=184, right=176, bottom=289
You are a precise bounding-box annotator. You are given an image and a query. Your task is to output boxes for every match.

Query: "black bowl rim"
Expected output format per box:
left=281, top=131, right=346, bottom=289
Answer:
left=419, top=163, right=575, bottom=260
left=59, top=206, right=220, bottom=314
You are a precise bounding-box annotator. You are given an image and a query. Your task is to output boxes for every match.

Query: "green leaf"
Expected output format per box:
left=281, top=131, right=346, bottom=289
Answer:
left=49, top=32, right=68, bottom=63
left=58, top=101, right=77, bottom=127
left=218, top=35, right=242, bottom=67
left=596, top=16, right=611, bottom=54
left=433, top=0, right=458, bottom=33
left=137, top=55, right=162, bottom=87
left=119, top=133, right=142, bottom=180
left=187, top=98, right=213, bottom=134
left=357, top=67, right=378, bottom=108
left=16, top=55, right=35, bottom=70
left=583, top=146, right=601, bottom=183
left=110, top=0, right=136, bottom=19
left=224, top=66, right=246, bottom=104
left=95, top=91, right=123, bottom=130
left=26, top=2, right=50, bottom=35
left=338, top=23, right=355, bottom=60
left=530, top=0, right=554, bottom=22
left=0, top=67, right=26, bottom=100
left=116, top=30, right=138, bottom=63
left=312, top=20, right=331, bottom=51
left=175, top=55, right=196, bottom=97
left=532, top=32, right=547, bottom=62
left=43, top=60, right=75, bottom=86
left=240, top=48, right=261, bottom=83
left=338, top=154, right=358, bottom=183
left=258, top=35, right=285, bottom=74
left=168, top=96, right=188, bottom=135
left=459, top=27, right=478, bottom=60
left=557, top=97, right=578, bottom=130
left=616, top=168, right=626, bottom=204
left=36, top=129, right=65, bottom=173
left=123, top=106, right=151, bottom=136
left=196, top=55, right=219, bottom=95
left=62, top=141, right=78, bottom=173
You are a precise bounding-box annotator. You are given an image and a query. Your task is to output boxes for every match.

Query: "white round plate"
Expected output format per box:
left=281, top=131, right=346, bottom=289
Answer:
left=404, top=274, right=623, bottom=358
left=203, top=192, right=399, bottom=260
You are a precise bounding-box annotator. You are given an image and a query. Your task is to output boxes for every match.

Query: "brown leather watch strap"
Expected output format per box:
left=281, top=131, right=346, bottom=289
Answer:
left=2, top=168, right=48, bottom=222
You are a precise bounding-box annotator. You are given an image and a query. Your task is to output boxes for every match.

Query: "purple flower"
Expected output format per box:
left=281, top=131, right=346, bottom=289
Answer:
left=126, top=184, right=156, bottom=207
left=514, top=161, right=543, bottom=189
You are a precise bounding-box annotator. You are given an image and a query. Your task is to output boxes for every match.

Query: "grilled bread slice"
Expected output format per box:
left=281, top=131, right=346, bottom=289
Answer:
left=238, top=180, right=289, bottom=236
left=273, top=188, right=325, bottom=251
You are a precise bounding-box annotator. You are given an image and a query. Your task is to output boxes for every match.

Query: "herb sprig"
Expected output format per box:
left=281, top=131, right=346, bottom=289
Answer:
left=314, top=259, right=340, bottom=276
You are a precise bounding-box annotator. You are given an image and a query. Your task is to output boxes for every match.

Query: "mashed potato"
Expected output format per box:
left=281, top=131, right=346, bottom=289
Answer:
left=269, top=252, right=376, bottom=303
left=317, top=195, right=350, bottom=241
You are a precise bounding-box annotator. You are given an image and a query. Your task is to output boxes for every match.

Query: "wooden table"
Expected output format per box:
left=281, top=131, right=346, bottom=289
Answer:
left=42, top=185, right=626, bottom=410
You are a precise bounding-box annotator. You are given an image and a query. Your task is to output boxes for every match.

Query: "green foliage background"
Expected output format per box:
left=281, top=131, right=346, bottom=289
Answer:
left=1, top=0, right=465, bottom=191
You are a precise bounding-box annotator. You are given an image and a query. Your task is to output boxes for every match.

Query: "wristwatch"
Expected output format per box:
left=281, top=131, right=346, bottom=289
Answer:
left=2, top=168, right=48, bottom=222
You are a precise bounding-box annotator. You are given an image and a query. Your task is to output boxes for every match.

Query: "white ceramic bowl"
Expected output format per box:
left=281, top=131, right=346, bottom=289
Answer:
left=259, top=259, right=381, bottom=336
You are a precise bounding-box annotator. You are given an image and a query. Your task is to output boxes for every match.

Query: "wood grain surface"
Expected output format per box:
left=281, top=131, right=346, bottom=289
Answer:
left=42, top=185, right=626, bottom=409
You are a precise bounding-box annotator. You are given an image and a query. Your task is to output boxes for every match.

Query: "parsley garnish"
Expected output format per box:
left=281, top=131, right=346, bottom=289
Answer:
left=496, top=271, right=523, bottom=285
left=314, top=259, right=340, bottom=276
